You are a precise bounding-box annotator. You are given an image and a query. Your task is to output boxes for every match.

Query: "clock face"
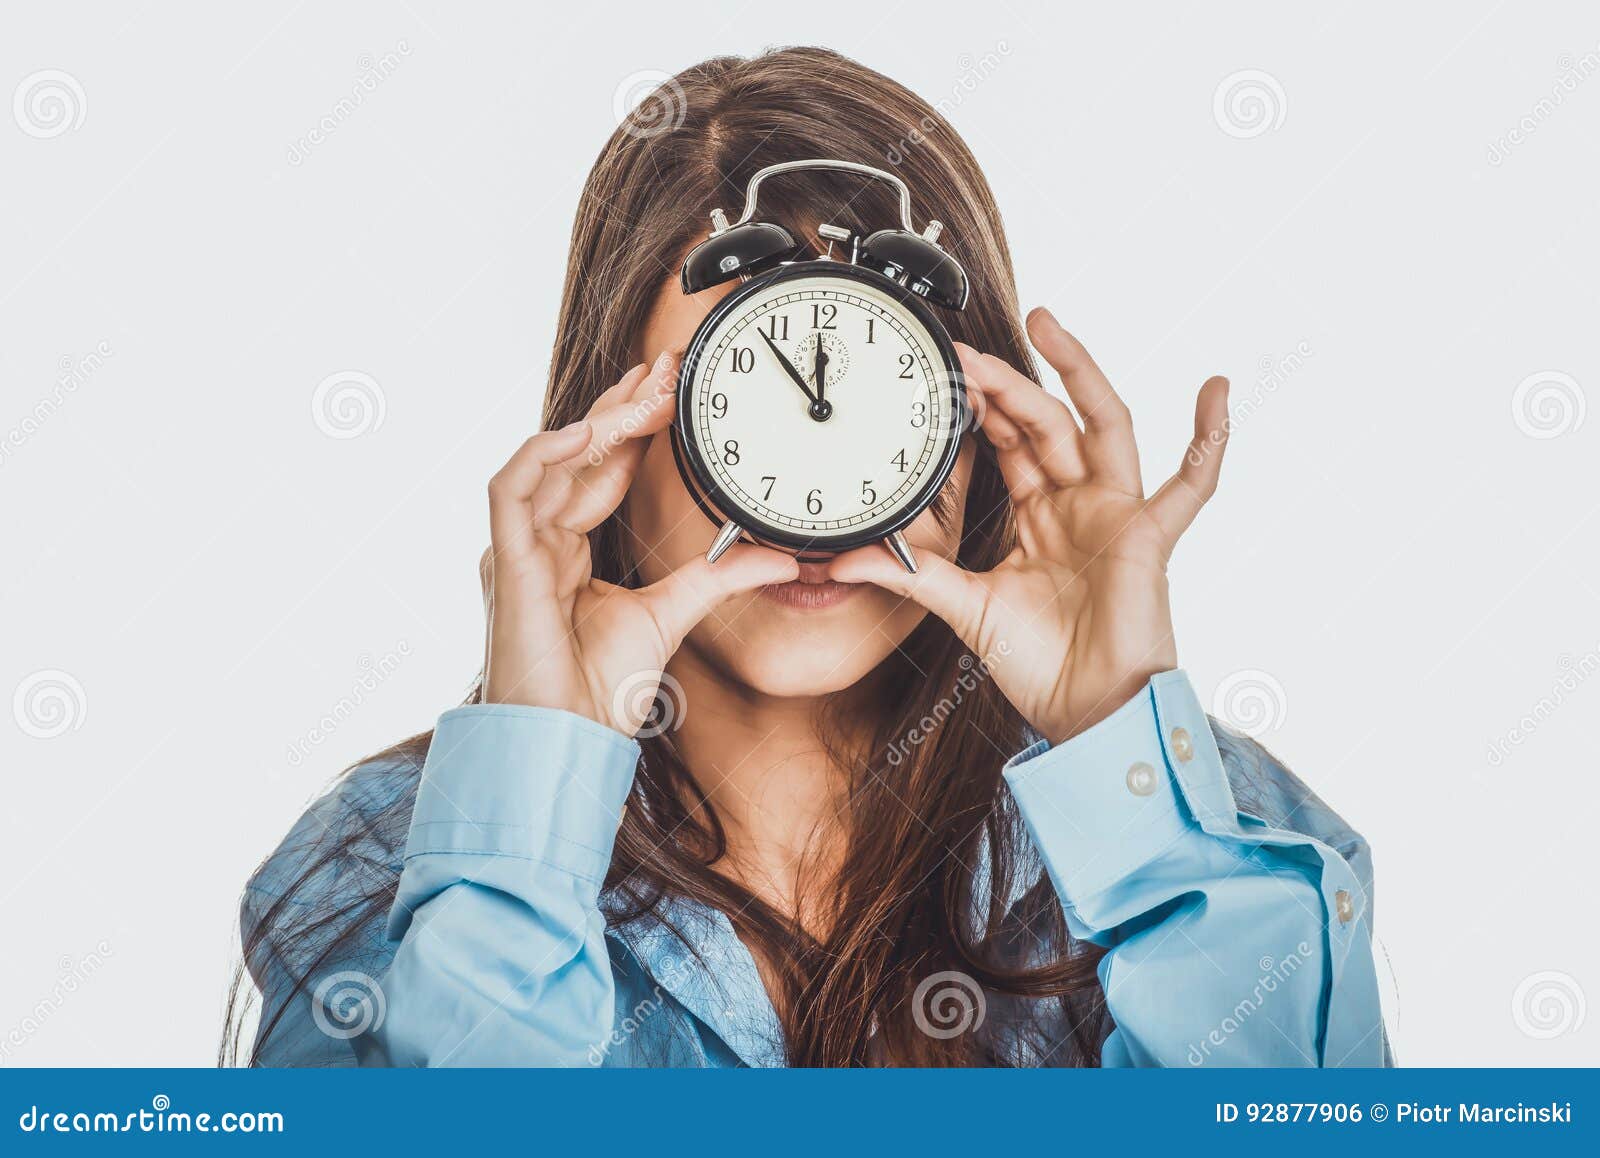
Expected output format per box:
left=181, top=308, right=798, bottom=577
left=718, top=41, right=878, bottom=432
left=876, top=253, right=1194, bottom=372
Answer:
left=677, top=265, right=964, bottom=552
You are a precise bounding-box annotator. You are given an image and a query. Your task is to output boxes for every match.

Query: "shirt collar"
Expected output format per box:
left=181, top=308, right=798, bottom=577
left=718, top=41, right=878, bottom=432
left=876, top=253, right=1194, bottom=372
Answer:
left=602, top=889, right=786, bottom=1068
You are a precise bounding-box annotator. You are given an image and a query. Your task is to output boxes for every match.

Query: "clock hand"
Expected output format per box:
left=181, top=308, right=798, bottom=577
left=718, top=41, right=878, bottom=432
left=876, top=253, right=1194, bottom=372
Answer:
left=755, top=329, right=819, bottom=412
left=814, top=343, right=829, bottom=404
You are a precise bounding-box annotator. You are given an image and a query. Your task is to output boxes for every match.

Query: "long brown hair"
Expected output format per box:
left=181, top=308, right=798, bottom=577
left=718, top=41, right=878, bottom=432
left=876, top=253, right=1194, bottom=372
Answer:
left=226, top=46, right=1107, bottom=1068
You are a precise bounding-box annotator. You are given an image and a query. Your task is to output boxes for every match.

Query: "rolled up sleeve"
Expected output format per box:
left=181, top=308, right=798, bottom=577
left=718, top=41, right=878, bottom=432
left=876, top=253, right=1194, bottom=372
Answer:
left=358, top=705, right=639, bottom=1067
left=1003, top=671, right=1385, bottom=1067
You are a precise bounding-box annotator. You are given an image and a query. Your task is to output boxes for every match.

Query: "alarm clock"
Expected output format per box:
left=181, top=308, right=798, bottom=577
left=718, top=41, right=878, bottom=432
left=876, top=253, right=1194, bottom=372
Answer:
left=671, top=158, right=971, bottom=575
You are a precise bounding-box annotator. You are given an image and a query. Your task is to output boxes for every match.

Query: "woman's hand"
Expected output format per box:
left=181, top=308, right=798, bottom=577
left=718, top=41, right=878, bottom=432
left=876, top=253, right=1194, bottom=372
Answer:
left=482, top=355, right=799, bottom=735
left=830, top=309, right=1230, bottom=746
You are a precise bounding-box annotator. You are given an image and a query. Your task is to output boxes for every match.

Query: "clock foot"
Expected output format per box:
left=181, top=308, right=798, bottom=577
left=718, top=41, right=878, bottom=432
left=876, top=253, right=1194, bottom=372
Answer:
left=706, top=519, right=744, bottom=564
left=885, top=531, right=918, bottom=574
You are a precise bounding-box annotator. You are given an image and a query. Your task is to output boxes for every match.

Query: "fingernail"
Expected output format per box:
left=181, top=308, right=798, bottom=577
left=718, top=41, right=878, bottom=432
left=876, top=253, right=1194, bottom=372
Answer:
left=1030, top=306, right=1059, bottom=330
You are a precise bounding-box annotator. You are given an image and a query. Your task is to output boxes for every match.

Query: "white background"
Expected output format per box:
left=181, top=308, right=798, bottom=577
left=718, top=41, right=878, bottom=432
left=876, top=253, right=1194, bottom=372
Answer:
left=3, top=1, right=1596, bottom=1067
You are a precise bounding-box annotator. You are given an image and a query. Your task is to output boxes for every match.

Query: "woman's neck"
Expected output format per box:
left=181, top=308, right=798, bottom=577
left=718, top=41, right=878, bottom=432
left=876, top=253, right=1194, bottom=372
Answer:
left=665, top=645, right=851, bottom=917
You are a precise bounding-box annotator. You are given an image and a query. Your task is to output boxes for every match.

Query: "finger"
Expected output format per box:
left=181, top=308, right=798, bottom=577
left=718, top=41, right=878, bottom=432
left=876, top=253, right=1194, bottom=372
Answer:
left=478, top=545, right=494, bottom=683
left=956, top=343, right=1087, bottom=491
left=634, top=544, right=800, bottom=652
left=582, top=353, right=678, bottom=463
left=1147, top=375, right=1230, bottom=540
left=538, top=361, right=679, bottom=530
left=487, top=420, right=592, bottom=555
left=955, top=344, right=1043, bottom=500
left=569, top=354, right=674, bottom=468
left=1025, top=308, right=1142, bottom=494
left=590, top=361, right=651, bottom=411
left=511, top=361, right=650, bottom=531
left=826, top=545, right=988, bottom=650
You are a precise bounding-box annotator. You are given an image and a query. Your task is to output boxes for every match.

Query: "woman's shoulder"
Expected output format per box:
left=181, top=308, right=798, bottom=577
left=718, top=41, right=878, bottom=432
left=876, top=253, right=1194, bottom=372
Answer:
left=1207, top=716, right=1374, bottom=893
left=239, top=750, right=423, bottom=1065
left=246, top=751, right=420, bottom=909
left=241, top=749, right=422, bottom=987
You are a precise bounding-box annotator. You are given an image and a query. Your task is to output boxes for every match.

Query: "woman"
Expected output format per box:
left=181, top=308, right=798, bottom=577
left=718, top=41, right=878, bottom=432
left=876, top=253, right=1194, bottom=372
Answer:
left=227, top=47, right=1386, bottom=1068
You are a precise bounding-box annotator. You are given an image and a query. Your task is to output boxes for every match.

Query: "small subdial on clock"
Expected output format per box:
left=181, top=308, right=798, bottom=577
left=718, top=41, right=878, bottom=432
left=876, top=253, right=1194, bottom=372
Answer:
left=791, top=331, right=851, bottom=395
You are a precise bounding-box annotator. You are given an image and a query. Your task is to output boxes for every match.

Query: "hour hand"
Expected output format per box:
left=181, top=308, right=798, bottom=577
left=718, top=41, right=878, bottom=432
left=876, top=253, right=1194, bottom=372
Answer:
left=758, top=331, right=832, bottom=421
left=757, top=330, right=819, bottom=404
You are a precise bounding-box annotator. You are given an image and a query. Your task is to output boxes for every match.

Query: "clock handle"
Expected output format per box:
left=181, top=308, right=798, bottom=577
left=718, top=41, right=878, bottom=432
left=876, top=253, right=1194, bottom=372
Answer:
left=885, top=531, right=918, bottom=574
left=732, top=159, right=917, bottom=234
left=706, top=519, right=745, bottom=564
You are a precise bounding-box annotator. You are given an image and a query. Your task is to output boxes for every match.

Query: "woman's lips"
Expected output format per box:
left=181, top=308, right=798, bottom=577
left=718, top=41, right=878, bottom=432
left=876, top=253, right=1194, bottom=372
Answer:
left=759, top=560, right=862, bottom=610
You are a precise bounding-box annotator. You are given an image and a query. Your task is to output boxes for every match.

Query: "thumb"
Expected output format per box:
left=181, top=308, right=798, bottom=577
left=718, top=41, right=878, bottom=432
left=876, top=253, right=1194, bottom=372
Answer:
left=635, top=544, right=800, bottom=653
left=827, top=545, right=986, bottom=648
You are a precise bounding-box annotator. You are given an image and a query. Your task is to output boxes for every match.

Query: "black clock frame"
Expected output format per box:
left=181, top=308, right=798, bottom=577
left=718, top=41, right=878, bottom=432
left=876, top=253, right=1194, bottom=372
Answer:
left=672, top=260, right=968, bottom=558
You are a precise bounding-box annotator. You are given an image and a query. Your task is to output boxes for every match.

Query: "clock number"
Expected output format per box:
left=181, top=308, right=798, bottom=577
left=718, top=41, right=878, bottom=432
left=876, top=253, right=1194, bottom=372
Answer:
left=760, top=475, right=776, bottom=501
left=723, top=440, right=740, bottom=465
left=910, top=401, right=928, bottom=428
left=811, top=303, right=837, bottom=330
left=860, top=480, right=877, bottom=506
left=806, top=488, right=823, bottom=515
left=897, top=353, right=916, bottom=379
left=891, top=449, right=907, bottom=473
left=759, top=314, right=789, bottom=341
left=731, top=347, right=755, bottom=373
left=865, top=318, right=876, bottom=344
left=710, top=392, right=729, bottom=419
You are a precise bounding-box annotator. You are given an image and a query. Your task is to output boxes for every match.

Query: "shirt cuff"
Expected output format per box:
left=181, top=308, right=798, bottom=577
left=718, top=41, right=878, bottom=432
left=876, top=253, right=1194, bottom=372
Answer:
left=404, top=704, right=641, bottom=884
left=1002, top=670, right=1222, bottom=902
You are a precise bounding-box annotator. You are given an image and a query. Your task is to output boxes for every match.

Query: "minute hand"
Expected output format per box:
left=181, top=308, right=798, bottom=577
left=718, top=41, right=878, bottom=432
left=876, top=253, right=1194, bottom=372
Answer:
left=757, top=330, right=820, bottom=405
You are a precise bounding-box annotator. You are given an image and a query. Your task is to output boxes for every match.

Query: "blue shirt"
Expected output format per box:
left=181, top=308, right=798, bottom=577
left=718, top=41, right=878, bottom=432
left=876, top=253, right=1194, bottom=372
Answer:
left=242, top=671, right=1387, bottom=1067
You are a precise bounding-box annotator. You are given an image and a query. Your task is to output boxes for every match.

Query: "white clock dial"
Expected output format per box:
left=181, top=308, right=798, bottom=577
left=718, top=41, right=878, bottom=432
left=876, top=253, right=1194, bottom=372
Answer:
left=685, top=272, right=959, bottom=545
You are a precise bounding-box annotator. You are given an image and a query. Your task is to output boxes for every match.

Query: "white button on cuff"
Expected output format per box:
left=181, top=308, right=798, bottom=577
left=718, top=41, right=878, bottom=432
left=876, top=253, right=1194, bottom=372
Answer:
left=1169, top=726, right=1194, bottom=763
left=1126, top=761, right=1158, bottom=796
